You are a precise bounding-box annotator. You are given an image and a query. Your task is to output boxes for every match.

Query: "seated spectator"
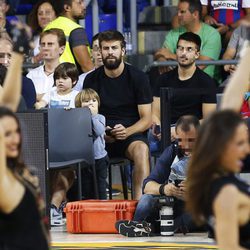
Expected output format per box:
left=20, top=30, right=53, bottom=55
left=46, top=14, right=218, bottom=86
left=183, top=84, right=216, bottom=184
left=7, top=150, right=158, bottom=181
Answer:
left=0, top=0, right=14, bottom=36
left=75, top=88, right=109, bottom=199
left=35, top=62, right=79, bottom=109
left=26, top=28, right=66, bottom=101
left=222, top=22, right=250, bottom=83
left=154, top=0, right=221, bottom=80
left=27, top=0, right=56, bottom=63
left=83, top=30, right=152, bottom=200
left=201, top=0, right=250, bottom=45
left=0, top=34, right=36, bottom=109
left=74, top=33, right=103, bottom=91
left=116, top=115, right=202, bottom=237
left=152, top=32, right=217, bottom=140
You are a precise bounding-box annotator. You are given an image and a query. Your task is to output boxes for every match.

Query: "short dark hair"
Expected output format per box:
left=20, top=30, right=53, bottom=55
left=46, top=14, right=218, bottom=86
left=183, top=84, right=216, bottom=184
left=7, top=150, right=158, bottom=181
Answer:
left=40, top=28, right=66, bottom=47
left=53, top=62, right=79, bottom=87
left=98, top=30, right=126, bottom=49
left=175, top=115, right=200, bottom=133
left=180, top=0, right=202, bottom=19
left=54, top=0, right=73, bottom=16
left=177, top=32, right=201, bottom=51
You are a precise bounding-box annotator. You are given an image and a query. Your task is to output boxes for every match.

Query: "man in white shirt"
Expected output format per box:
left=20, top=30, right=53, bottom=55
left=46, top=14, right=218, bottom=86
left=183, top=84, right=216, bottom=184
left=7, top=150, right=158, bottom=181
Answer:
left=27, top=28, right=66, bottom=101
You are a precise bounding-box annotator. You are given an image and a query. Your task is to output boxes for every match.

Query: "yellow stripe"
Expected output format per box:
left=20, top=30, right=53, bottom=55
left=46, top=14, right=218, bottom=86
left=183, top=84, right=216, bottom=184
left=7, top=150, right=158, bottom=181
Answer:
left=52, top=242, right=217, bottom=248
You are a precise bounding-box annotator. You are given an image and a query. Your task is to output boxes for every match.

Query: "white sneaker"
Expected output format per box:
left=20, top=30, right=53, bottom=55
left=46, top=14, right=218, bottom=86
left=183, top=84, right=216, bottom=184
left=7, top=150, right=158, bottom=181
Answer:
left=50, top=204, right=65, bottom=226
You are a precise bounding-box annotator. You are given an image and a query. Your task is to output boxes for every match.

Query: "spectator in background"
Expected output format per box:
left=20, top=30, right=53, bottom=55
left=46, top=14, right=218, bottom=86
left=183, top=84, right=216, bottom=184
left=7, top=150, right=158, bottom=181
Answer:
left=35, top=62, right=79, bottom=109
left=44, top=0, right=94, bottom=74
left=0, top=0, right=13, bottom=36
left=0, top=33, right=36, bottom=109
left=222, top=23, right=250, bottom=79
left=155, top=0, right=221, bottom=80
left=26, top=28, right=66, bottom=101
left=74, top=33, right=103, bottom=91
left=83, top=30, right=152, bottom=200
left=201, top=0, right=250, bottom=45
left=27, top=0, right=56, bottom=63
left=152, top=32, right=217, bottom=140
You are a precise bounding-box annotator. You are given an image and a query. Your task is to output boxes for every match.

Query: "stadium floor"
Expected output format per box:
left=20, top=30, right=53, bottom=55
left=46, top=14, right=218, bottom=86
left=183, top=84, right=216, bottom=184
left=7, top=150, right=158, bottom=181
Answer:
left=51, top=227, right=217, bottom=250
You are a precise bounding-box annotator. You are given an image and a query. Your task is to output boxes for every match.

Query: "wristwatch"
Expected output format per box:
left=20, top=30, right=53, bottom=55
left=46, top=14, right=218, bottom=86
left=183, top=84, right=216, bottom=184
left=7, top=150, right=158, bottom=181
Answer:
left=159, top=183, right=166, bottom=196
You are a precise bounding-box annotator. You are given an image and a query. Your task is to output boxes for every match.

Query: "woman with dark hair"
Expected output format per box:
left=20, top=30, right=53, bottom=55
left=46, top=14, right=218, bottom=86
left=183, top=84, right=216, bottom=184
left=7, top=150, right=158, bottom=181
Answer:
left=0, top=22, right=50, bottom=249
left=186, top=110, right=250, bottom=250
left=0, top=107, right=50, bottom=249
left=27, top=0, right=56, bottom=63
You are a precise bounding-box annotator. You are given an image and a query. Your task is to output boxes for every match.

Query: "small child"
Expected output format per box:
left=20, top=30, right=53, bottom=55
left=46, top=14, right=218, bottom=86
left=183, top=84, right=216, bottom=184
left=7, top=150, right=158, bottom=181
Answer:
left=75, top=88, right=109, bottom=199
left=35, top=62, right=79, bottom=109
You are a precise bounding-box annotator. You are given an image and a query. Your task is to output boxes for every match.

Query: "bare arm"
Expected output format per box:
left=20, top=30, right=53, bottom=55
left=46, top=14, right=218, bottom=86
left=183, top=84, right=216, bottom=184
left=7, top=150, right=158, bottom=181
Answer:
left=221, top=45, right=250, bottom=111
left=144, top=181, right=184, bottom=198
left=154, top=47, right=177, bottom=61
left=202, top=103, right=217, bottom=118
left=152, top=97, right=161, bottom=125
left=213, top=185, right=246, bottom=250
left=72, top=45, right=94, bottom=73
left=0, top=53, right=23, bottom=112
left=222, top=47, right=237, bottom=72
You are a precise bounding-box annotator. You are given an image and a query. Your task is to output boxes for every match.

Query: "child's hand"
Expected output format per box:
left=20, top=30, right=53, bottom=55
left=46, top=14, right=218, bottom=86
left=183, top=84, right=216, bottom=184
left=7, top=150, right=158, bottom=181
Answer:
left=89, top=105, right=98, bottom=115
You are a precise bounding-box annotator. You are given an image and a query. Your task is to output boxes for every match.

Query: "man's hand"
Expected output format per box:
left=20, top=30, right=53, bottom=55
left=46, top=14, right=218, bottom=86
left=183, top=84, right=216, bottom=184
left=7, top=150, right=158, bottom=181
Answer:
left=111, top=124, right=128, bottom=140
left=204, top=15, right=218, bottom=26
left=224, top=64, right=237, bottom=74
left=164, top=183, right=185, bottom=200
left=105, top=126, right=116, bottom=143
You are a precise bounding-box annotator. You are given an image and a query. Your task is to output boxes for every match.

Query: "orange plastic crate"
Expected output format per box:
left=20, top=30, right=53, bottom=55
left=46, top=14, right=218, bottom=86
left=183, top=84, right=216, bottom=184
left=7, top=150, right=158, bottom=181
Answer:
left=64, top=200, right=138, bottom=233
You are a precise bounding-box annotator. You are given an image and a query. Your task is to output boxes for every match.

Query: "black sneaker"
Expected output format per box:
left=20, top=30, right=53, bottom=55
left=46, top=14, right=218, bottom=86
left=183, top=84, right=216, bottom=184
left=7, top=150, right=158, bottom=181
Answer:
left=115, top=220, right=152, bottom=237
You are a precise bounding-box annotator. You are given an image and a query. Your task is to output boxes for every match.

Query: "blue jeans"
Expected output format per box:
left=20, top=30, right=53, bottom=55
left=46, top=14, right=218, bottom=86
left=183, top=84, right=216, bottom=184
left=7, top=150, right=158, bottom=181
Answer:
left=133, top=194, right=198, bottom=234
left=134, top=194, right=160, bottom=222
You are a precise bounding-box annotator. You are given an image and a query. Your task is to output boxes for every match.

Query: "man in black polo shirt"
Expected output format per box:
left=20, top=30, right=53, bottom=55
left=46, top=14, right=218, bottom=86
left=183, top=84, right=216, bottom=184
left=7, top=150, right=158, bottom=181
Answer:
left=83, top=30, right=153, bottom=200
left=152, top=32, right=217, bottom=140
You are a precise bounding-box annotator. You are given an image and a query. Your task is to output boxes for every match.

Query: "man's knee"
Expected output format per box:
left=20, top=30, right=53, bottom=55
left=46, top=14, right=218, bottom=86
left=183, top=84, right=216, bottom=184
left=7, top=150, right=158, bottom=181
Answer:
left=128, top=141, right=149, bottom=162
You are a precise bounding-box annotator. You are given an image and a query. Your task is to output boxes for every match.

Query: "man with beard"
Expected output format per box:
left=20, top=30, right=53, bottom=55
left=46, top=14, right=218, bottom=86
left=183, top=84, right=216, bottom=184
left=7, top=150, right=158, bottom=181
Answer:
left=83, top=30, right=153, bottom=200
left=152, top=32, right=216, bottom=140
left=44, top=0, right=93, bottom=74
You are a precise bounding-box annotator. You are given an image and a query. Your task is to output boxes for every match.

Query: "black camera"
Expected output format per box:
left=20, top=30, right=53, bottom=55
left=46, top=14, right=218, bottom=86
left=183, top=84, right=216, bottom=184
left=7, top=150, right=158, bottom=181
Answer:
left=105, top=127, right=113, bottom=136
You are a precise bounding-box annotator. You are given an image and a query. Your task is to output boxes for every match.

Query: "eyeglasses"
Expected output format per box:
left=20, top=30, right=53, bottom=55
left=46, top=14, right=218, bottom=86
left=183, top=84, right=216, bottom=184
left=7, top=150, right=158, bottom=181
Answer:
left=176, top=46, right=197, bottom=53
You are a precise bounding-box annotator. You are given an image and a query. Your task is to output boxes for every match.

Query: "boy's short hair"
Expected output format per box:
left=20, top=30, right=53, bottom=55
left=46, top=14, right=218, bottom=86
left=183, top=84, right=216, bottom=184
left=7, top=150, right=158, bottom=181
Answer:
left=75, top=88, right=100, bottom=108
left=53, top=62, right=78, bottom=87
left=40, top=28, right=66, bottom=47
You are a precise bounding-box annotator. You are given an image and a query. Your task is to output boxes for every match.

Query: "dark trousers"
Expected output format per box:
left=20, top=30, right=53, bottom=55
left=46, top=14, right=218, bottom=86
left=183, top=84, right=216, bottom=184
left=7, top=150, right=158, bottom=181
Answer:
left=82, top=155, right=109, bottom=199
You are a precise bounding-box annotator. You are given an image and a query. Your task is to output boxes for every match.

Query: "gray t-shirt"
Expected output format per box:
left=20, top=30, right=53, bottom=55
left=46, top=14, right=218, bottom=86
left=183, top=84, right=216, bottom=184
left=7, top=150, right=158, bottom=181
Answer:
left=227, top=25, right=248, bottom=59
